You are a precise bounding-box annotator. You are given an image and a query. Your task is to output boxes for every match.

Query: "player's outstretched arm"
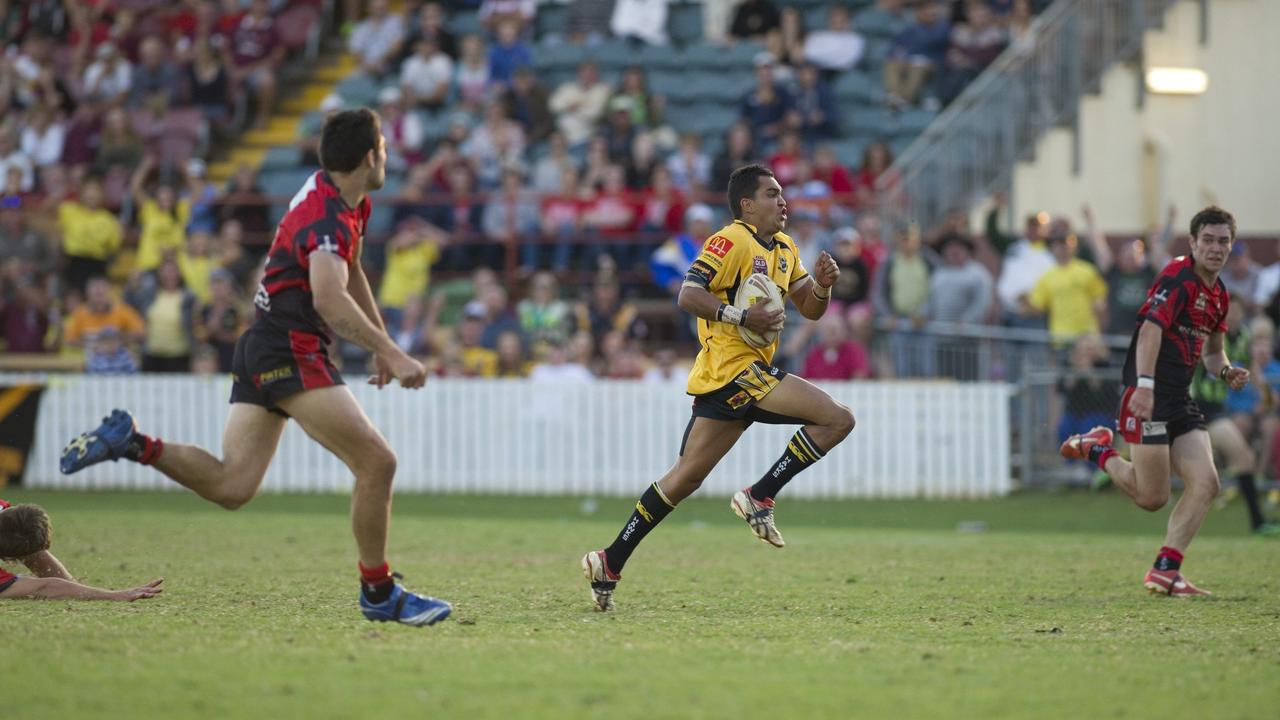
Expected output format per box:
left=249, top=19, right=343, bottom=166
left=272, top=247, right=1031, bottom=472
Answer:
left=1202, top=331, right=1250, bottom=390
left=311, top=253, right=426, bottom=389
left=0, top=576, right=163, bottom=601
left=20, top=550, right=73, bottom=580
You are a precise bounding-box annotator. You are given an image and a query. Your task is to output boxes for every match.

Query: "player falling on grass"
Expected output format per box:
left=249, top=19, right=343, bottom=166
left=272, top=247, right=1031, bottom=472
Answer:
left=1061, top=206, right=1248, bottom=597
left=581, top=164, right=854, bottom=611
left=59, top=109, right=451, bottom=626
left=0, top=499, right=163, bottom=601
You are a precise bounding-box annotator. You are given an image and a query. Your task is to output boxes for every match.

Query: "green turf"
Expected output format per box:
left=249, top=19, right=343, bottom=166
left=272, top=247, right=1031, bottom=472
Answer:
left=3, top=489, right=1278, bottom=720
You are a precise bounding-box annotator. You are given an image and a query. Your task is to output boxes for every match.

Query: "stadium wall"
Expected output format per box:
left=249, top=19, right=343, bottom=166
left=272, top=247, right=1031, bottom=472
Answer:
left=13, top=376, right=1012, bottom=499
left=1010, top=0, right=1280, bottom=233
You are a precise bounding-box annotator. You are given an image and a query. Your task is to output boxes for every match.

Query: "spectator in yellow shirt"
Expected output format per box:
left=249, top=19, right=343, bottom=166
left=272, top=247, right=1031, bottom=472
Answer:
left=458, top=301, right=498, bottom=377
left=1023, top=233, right=1108, bottom=343
left=131, top=158, right=192, bottom=272
left=378, top=220, right=443, bottom=328
left=58, top=176, right=122, bottom=294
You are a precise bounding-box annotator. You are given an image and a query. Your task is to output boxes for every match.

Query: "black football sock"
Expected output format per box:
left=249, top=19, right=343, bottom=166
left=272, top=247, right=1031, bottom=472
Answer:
left=749, top=427, right=826, bottom=502
left=359, top=562, right=395, bottom=604
left=124, top=433, right=164, bottom=465
left=1237, top=473, right=1266, bottom=530
left=603, top=483, right=676, bottom=575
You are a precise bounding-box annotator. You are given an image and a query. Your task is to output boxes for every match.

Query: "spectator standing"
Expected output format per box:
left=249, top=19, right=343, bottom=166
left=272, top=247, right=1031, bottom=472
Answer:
left=196, top=268, right=246, bottom=372
left=1086, top=203, right=1173, bottom=336
left=378, top=221, right=443, bottom=331
left=1023, top=232, right=1108, bottom=344
left=130, top=259, right=196, bottom=372
left=988, top=195, right=1053, bottom=327
left=872, top=225, right=938, bottom=378
left=130, top=158, right=192, bottom=273
left=58, top=176, right=122, bottom=294
left=802, top=6, right=866, bottom=71
left=922, top=233, right=994, bottom=379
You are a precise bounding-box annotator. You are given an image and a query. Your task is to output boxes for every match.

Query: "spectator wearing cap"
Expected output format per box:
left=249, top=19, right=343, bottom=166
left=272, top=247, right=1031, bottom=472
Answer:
left=802, top=6, right=866, bottom=71
left=129, top=36, right=180, bottom=109
left=503, top=67, right=554, bottom=144
left=349, top=0, right=407, bottom=78
left=923, top=232, right=993, bottom=378
left=740, top=53, right=794, bottom=143
left=487, top=17, right=532, bottom=88
left=58, top=177, right=122, bottom=294
left=793, top=63, right=839, bottom=140
left=730, top=0, right=781, bottom=41
left=458, top=300, right=499, bottom=377
left=883, top=1, right=952, bottom=109
left=401, top=35, right=455, bottom=109
left=549, top=61, right=612, bottom=148
left=196, top=268, right=247, bottom=372
left=1022, top=231, right=1107, bottom=344
left=224, top=0, right=285, bottom=129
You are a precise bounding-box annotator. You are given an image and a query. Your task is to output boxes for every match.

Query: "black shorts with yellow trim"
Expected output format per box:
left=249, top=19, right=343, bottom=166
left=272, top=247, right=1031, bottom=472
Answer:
left=689, top=361, right=810, bottom=426
left=229, top=325, right=345, bottom=417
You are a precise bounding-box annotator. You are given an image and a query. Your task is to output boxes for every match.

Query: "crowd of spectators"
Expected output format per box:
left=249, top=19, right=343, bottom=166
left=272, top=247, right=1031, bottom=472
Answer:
left=0, top=0, right=1082, bottom=386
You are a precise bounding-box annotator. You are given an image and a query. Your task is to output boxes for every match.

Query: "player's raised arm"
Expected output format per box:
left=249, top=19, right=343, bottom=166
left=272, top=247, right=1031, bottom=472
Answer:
left=310, top=252, right=426, bottom=389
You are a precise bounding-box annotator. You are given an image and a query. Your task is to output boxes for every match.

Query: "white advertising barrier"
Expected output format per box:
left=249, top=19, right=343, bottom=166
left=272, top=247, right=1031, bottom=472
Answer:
left=16, top=375, right=1012, bottom=498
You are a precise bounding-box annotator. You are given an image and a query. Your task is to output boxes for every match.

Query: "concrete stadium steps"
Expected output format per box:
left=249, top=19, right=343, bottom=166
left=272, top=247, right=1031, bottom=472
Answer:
left=208, top=54, right=359, bottom=185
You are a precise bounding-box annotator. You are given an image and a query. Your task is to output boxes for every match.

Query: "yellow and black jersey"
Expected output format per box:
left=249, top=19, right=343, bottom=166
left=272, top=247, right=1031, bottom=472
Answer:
left=683, top=220, right=810, bottom=396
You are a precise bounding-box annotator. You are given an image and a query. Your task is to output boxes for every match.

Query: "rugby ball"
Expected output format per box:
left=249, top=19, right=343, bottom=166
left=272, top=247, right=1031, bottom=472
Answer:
left=735, top=273, right=784, bottom=348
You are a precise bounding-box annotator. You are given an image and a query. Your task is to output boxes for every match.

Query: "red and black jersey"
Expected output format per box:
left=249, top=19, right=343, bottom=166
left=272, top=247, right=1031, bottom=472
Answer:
left=0, top=498, right=14, bottom=587
left=1122, top=256, right=1229, bottom=393
left=252, top=171, right=370, bottom=340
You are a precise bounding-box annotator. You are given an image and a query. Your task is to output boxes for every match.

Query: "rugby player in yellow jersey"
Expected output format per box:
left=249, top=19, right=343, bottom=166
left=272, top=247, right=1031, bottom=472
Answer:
left=581, top=164, right=854, bottom=611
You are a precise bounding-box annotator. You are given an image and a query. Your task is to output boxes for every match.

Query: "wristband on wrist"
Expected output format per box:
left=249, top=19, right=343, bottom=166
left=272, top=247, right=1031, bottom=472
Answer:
left=1137, top=375, right=1155, bottom=390
left=1219, top=365, right=1232, bottom=381
left=717, top=303, right=745, bottom=326
left=812, top=283, right=831, bottom=300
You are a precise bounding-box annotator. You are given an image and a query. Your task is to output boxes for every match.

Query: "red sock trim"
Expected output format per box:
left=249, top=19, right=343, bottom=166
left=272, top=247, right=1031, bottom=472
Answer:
left=359, top=562, right=392, bottom=586
left=1096, top=448, right=1118, bottom=472
left=138, top=436, right=164, bottom=465
left=1157, top=546, right=1184, bottom=563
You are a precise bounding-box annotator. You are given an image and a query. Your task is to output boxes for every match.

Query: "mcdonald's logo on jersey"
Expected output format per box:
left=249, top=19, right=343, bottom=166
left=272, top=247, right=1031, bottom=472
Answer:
left=706, top=236, right=733, bottom=258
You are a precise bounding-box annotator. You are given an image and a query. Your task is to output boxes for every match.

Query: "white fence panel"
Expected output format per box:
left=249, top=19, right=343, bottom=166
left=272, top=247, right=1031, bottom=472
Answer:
left=14, top=375, right=1012, bottom=498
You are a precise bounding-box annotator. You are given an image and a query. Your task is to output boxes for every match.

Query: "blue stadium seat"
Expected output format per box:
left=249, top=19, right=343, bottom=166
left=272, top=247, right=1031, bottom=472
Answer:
left=854, top=6, right=907, bottom=40
left=667, top=3, right=704, bottom=46
left=448, top=12, right=482, bottom=37
left=844, top=107, right=896, bottom=137
left=895, top=108, right=938, bottom=136
left=830, top=137, right=871, bottom=168
left=705, top=40, right=766, bottom=71
left=861, top=38, right=892, bottom=70
left=593, top=39, right=638, bottom=71
left=534, top=3, right=568, bottom=39
left=679, top=42, right=722, bottom=70
left=634, top=43, right=685, bottom=72
left=833, top=71, right=879, bottom=103
left=261, top=145, right=301, bottom=171
left=337, top=73, right=379, bottom=108
left=533, top=41, right=587, bottom=71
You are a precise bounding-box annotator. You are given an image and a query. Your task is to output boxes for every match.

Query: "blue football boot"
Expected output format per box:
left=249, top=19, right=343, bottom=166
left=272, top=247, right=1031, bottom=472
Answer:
left=60, top=409, right=137, bottom=474
left=360, top=574, right=452, bottom=627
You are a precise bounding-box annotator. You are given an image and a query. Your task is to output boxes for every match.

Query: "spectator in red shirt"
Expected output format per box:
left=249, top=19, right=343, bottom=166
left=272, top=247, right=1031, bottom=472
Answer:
left=812, top=144, right=855, bottom=196
left=767, top=130, right=804, bottom=188
left=803, top=314, right=872, bottom=380
left=538, top=166, right=585, bottom=272
left=851, top=140, right=900, bottom=210
left=637, top=164, right=685, bottom=236
left=582, top=164, right=640, bottom=270
left=222, top=0, right=284, bottom=129
left=0, top=499, right=164, bottom=601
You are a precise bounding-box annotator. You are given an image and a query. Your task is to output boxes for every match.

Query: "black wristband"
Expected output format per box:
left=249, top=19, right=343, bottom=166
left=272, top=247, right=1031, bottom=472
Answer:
left=1220, top=365, right=1231, bottom=381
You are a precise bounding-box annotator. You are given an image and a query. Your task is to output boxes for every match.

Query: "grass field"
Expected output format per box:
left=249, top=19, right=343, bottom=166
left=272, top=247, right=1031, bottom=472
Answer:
left=3, top=489, right=1279, bottom=720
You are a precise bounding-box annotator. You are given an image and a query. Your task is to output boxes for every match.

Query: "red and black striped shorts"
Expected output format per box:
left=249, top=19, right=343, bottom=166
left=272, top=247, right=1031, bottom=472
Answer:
left=230, top=326, right=344, bottom=416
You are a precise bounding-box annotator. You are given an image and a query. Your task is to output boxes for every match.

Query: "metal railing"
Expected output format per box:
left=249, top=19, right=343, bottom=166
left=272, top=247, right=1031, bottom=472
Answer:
left=879, top=0, right=1181, bottom=232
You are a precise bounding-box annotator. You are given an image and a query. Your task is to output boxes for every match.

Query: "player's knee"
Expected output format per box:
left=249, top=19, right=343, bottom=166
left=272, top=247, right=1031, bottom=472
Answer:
left=214, top=488, right=255, bottom=511
left=1135, top=490, right=1169, bottom=512
left=1191, top=471, right=1221, bottom=499
left=827, top=404, right=855, bottom=440
left=361, top=446, right=398, bottom=483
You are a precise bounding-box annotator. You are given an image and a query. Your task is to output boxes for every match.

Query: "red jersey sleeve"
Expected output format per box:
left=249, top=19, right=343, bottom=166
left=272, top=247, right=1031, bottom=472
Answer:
left=294, top=218, right=356, bottom=269
left=1143, top=276, right=1187, bottom=330
left=1216, top=288, right=1229, bottom=332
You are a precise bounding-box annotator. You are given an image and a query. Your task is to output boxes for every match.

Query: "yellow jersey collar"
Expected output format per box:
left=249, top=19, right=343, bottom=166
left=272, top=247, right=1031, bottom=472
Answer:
left=734, top=220, right=778, bottom=251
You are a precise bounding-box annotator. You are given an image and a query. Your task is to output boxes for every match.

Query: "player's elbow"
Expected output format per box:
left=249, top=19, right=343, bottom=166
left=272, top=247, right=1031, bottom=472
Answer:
left=676, top=285, right=698, bottom=314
